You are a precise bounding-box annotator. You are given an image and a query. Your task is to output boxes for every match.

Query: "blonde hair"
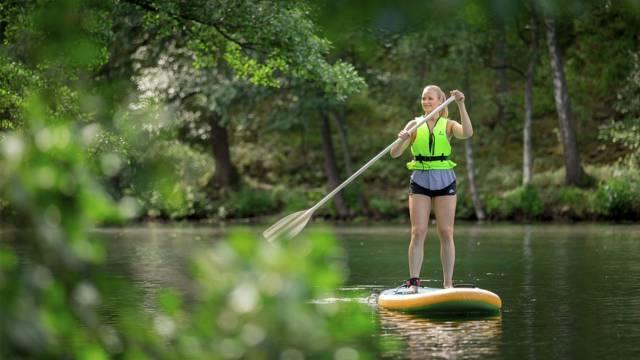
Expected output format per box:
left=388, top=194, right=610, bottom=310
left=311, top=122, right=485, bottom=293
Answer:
left=422, top=85, right=448, bottom=118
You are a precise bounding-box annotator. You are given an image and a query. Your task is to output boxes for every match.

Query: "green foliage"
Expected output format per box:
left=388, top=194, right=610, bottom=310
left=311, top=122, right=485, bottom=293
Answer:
left=369, top=197, right=398, bottom=218
left=570, top=4, right=639, bottom=126
left=556, top=187, right=590, bottom=213
left=1, top=95, right=125, bottom=232
left=1, top=1, right=382, bottom=356
left=0, top=55, right=40, bottom=130
left=0, top=104, right=379, bottom=353
left=0, top=127, right=382, bottom=356
left=599, top=119, right=640, bottom=163
left=614, top=51, right=640, bottom=120
left=270, top=185, right=313, bottom=213
left=594, top=179, right=640, bottom=220
left=487, top=185, right=544, bottom=221
left=124, top=139, right=213, bottom=219
left=454, top=189, right=477, bottom=220
left=0, top=96, right=135, bottom=357
left=132, top=0, right=365, bottom=100
left=318, top=60, right=367, bottom=102
left=224, top=42, right=288, bottom=88
left=531, top=168, right=578, bottom=188
left=544, top=186, right=593, bottom=220
left=483, top=166, right=521, bottom=192
left=599, top=51, right=640, bottom=168
left=518, top=186, right=545, bottom=219
left=2, top=0, right=112, bottom=75
left=225, top=186, right=279, bottom=218
left=485, top=195, right=501, bottom=219
left=161, top=229, right=382, bottom=359
left=342, top=185, right=363, bottom=210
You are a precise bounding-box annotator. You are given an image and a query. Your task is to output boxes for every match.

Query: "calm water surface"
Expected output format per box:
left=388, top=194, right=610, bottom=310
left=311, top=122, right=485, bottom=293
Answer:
left=14, top=223, right=640, bottom=359
left=335, top=224, right=640, bottom=359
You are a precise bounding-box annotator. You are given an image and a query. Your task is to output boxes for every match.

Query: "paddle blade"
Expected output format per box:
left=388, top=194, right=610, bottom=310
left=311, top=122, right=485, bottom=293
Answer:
left=262, top=210, right=312, bottom=242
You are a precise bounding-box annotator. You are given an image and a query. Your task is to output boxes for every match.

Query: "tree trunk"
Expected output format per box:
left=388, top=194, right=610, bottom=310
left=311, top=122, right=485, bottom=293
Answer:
left=465, top=139, right=485, bottom=221
left=332, top=108, right=368, bottom=211
left=0, top=19, right=6, bottom=44
left=523, top=8, right=540, bottom=186
left=333, top=109, right=354, bottom=175
left=210, top=115, right=239, bottom=188
left=320, top=112, right=349, bottom=218
left=462, top=64, right=485, bottom=221
left=544, top=16, right=585, bottom=186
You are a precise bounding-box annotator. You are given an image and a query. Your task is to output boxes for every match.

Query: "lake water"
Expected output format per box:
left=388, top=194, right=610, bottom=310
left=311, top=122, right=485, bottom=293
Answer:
left=10, top=223, right=640, bottom=359
left=335, top=224, right=640, bottom=359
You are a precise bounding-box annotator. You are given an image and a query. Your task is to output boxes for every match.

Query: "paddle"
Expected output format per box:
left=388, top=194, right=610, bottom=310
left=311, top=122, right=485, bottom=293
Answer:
left=263, top=96, right=457, bottom=242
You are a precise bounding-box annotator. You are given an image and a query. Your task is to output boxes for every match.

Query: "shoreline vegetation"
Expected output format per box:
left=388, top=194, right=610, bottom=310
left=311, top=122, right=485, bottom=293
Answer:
left=126, top=163, right=640, bottom=224
left=2, top=161, right=639, bottom=224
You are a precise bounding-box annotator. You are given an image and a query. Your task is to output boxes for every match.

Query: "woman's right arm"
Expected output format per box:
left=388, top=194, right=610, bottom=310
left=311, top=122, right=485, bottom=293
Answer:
left=390, top=120, right=416, bottom=158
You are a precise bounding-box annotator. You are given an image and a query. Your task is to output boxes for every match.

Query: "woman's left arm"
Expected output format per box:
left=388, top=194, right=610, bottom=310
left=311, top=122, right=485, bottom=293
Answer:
left=449, top=90, right=473, bottom=139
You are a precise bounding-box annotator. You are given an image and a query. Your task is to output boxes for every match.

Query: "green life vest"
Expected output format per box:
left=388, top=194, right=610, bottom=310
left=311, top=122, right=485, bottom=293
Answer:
left=406, top=117, right=457, bottom=170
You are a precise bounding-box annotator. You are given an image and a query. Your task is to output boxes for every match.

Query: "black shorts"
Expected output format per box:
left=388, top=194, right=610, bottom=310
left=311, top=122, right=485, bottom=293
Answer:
left=409, top=180, right=457, bottom=197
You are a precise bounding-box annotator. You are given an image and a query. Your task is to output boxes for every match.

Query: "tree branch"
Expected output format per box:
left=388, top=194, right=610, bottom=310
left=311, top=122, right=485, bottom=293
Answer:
left=168, top=90, right=201, bottom=105
left=122, top=0, right=253, bottom=50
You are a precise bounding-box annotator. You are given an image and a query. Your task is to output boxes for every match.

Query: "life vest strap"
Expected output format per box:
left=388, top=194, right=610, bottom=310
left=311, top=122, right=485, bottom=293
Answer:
left=414, top=155, right=449, bottom=162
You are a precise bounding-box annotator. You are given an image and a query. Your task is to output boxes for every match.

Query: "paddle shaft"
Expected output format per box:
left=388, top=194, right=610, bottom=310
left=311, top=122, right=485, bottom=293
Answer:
left=308, top=96, right=457, bottom=213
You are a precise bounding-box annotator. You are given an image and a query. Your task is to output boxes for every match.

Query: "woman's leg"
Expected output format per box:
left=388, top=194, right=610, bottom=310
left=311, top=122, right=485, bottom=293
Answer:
left=433, top=195, right=457, bottom=288
left=408, top=194, right=432, bottom=279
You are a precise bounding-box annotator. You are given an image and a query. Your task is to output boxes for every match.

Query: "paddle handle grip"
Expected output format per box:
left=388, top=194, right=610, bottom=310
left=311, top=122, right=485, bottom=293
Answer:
left=309, top=96, right=456, bottom=213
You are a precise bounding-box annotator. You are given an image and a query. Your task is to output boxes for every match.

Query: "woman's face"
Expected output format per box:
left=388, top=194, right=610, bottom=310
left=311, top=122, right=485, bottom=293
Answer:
left=421, top=88, right=442, bottom=113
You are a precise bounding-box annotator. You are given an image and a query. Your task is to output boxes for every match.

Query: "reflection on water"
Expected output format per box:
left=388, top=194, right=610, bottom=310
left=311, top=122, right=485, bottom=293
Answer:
left=339, top=224, right=640, bottom=359
left=94, top=226, right=221, bottom=312
left=311, top=286, right=378, bottom=305
left=378, top=308, right=502, bottom=360
left=313, top=288, right=503, bottom=359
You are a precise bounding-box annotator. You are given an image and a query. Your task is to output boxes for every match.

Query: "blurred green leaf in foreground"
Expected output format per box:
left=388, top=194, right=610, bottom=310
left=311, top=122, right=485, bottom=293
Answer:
left=0, top=0, right=385, bottom=358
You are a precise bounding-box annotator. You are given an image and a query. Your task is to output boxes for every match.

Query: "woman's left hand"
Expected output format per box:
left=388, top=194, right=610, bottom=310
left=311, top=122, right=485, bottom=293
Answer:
left=450, top=89, right=465, bottom=104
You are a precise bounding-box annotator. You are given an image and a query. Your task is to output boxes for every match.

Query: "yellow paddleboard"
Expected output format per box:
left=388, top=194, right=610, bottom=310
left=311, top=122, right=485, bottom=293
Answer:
left=378, top=285, right=502, bottom=315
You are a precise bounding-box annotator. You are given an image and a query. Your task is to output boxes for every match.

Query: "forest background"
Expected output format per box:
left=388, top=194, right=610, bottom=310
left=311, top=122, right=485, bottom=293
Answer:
left=2, top=0, right=640, bottom=227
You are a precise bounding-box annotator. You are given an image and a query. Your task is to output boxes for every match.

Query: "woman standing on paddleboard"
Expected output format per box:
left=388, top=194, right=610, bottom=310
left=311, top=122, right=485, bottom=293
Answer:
left=390, top=85, right=473, bottom=293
